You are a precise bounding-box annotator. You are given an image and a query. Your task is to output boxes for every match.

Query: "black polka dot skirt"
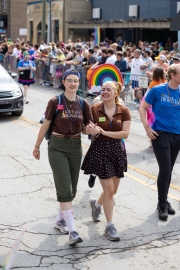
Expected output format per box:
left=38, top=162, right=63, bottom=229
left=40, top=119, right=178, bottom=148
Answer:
left=81, top=138, right=127, bottom=179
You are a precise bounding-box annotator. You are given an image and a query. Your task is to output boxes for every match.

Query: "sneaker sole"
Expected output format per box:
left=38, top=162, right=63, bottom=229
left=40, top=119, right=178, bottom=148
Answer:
left=159, top=215, right=168, bottom=220
left=104, top=232, right=120, bottom=241
left=69, top=237, right=83, bottom=246
left=157, top=207, right=169, bottom=219
left=168, top=210, right=175, bottom=215
left=89, top=198, right=100, bottom=222
left=54, top=224, right=69, bottom=234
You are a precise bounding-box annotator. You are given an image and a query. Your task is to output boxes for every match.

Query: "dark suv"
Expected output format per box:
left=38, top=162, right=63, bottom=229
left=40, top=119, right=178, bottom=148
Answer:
left=0, top=65, right=23, bottom=116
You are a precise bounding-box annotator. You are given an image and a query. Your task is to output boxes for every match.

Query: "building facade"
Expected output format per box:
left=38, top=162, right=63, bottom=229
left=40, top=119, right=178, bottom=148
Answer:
left=0, top=0, right=29, bottom=40
left=92, top=0, right=179, bottom=20
left=67, top=0, right=180, bottom=43
left=27, top=0, right=92, bottom=43
left=0, top=0, right=9, bottom=39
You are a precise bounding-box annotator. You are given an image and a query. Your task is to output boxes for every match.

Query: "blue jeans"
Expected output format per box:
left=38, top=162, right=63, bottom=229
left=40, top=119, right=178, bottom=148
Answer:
left=152, top=131, right=180, bottom=205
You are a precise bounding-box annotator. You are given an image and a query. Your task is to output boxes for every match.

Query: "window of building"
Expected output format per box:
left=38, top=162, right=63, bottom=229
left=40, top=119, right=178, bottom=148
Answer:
left=54, top=20, right=59, bottom=42
left=37, top=22, right=47, bottom=43
left=0, top=0, right=7, bottom=11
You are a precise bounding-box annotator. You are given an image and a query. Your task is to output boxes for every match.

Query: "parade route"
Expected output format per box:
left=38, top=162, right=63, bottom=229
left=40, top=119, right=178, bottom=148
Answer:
left=1, top=85, right=180, bottom=270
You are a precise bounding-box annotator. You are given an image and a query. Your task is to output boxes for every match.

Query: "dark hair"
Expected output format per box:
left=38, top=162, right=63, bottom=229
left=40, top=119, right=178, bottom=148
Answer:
left=145, top=50, right=150, bottom=56
left=151, top=53, right=156, bottom=61
left=116, top=46, right=122, bottom=51
left=89, top=49, right=94, bottom=54
left=34, top=44, right=39, bottom=50
left=65, top=46, right=71, bottom=51
left=71, top=46, right=76, bottom=51
left=29, top=43, right=33, bottom=47
left=152, top=67, right=165, bottom=82
left=123, top=51, right=127, bottom=57
left=101, top=48, right=107, bottom=54
left=107, top=48, right=114, bottom=55
left=94, top=45, right=100, bottom=49
left=21, top=47, right=27, bottom=53
left=116, top=51, right=123, bottom=57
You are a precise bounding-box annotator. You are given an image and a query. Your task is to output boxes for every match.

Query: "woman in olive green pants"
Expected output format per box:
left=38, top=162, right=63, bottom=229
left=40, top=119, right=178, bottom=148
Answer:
left=33, top=69, right=92, bottom=245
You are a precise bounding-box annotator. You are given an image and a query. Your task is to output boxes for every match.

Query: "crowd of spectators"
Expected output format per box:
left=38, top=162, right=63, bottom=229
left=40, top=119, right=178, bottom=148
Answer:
left=0, top=36, right=180, bottom=102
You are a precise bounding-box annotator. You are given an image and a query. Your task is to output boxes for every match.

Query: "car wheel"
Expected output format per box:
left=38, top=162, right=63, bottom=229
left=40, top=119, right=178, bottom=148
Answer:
left=11, top=111, right=23, bottom=116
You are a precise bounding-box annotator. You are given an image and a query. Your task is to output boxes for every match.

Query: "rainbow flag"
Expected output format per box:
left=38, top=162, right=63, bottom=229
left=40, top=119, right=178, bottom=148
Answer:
left=94, top=27, right=100, bottom=45
left=2, top=230, right=26, bottom=270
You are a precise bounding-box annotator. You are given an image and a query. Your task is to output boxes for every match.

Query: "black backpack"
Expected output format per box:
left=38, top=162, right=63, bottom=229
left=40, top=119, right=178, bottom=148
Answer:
left=41, top=94, right=85, bottom=140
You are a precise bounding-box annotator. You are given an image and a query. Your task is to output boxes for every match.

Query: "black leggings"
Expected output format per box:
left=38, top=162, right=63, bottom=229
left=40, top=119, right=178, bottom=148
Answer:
left=152, top=131, right=180, bottom=205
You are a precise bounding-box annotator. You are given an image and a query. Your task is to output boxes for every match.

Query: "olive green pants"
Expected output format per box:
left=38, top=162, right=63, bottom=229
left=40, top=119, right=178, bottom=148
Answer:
left=48, top=136, right=82, bottom=202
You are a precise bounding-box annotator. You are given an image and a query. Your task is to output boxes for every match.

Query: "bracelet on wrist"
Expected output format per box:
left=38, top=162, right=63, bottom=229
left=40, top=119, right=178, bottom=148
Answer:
left=35, top=145, right=40, bottom=149
left=95, top=132, right=101, bottom=138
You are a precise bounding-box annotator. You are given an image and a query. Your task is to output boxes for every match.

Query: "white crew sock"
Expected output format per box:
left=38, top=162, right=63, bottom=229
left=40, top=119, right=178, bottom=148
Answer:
left=56, top=209, right=63, bottom=222
left=91, top=174, right=96, bottom=177
left=107, top=221, right=113, bottom=228
left=95, top=200, right=102, bottom=209
left=62, top=209, right=75, bottom=233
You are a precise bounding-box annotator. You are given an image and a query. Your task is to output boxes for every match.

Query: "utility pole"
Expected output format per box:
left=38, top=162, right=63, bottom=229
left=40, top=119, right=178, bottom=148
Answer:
left=42, top=0, right=46, bottom=42
left=47, top=0, right=53, bottom=43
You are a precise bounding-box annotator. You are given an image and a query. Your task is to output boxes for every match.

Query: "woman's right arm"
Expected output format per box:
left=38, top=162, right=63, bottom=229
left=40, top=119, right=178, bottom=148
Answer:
left=32, top=119, right=51, bottom=160
left=139, top=101, right=158, bottom=140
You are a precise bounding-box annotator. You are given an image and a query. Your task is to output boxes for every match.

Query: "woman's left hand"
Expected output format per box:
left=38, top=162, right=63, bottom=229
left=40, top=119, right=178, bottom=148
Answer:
left=86, top=121, right=101, bottom=135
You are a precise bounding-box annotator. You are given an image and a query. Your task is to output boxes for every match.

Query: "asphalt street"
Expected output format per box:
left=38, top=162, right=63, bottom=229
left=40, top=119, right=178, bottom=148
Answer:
left=0, top=83, right=180, bottom=270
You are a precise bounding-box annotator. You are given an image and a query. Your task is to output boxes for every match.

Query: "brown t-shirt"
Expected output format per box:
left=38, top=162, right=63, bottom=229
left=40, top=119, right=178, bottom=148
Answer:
left=45, top=95, right=93, bottom=135
left=91, top=102, right=131, bottom=140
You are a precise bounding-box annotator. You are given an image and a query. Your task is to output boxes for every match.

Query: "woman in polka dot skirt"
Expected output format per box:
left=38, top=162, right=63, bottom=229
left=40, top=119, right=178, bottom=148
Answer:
left=81, top=81, right=131, bottom=241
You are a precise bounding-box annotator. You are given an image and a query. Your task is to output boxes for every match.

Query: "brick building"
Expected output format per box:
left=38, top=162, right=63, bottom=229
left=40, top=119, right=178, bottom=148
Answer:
left=0, top=0, right=28, bottom=40
left=0, top=0, right=92, bottom=42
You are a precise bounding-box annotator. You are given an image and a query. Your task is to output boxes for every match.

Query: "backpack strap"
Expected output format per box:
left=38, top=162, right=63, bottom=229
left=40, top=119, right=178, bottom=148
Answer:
left=54, top=93, right=63, bottom=117
left=79, top=96, right=84, bottom=113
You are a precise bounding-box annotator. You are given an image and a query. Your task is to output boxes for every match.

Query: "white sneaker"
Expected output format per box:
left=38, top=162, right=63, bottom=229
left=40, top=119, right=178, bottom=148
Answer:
left=53, top=85, right=60, bottom=89
left=42, top=83, right=46, bottom=86
left=69, top=231, right=83, bottom=245
left=46, top=83, right=50, bottom=86
left=26, top=97, right=29, bottom=104
left=54, top=219, right=69, bottom=234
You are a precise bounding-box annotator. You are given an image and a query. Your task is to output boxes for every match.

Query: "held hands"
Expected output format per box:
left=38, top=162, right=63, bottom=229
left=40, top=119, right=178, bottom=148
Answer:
left=86, top=121, right=106, bottom=136
left=145, top=125, right=158, bottom=140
